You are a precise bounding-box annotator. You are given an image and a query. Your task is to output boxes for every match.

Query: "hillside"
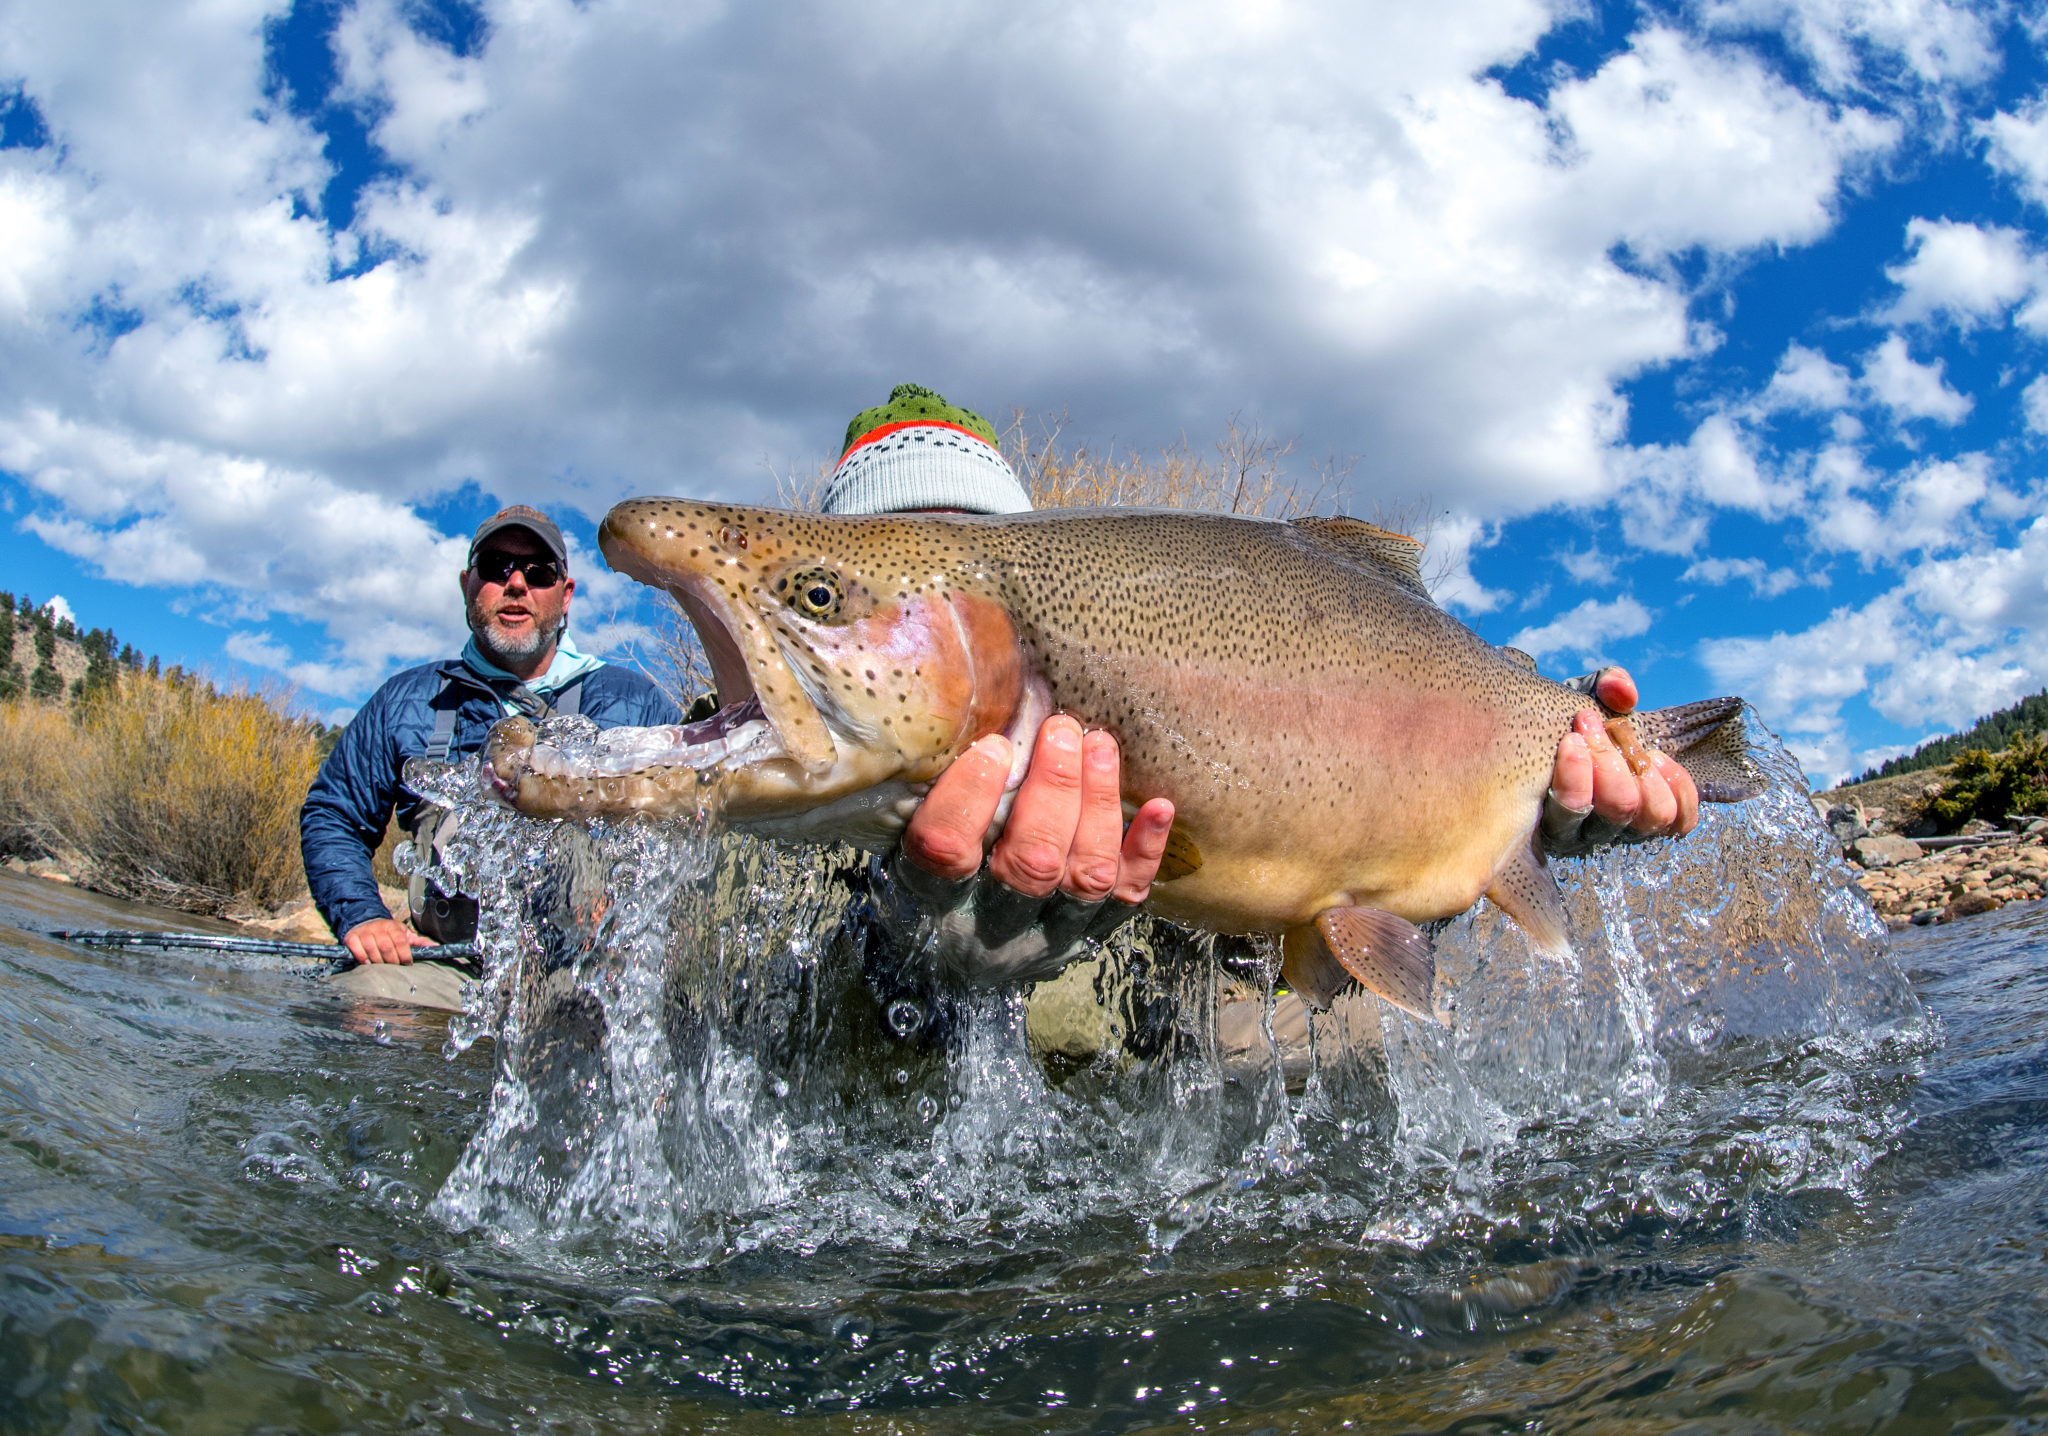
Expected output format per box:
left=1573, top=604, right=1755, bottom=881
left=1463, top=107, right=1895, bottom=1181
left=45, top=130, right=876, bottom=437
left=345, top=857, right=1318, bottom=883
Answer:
left=0, top=591, right=143, bottom=703
left=1855, top=688, right=2048, bottom=784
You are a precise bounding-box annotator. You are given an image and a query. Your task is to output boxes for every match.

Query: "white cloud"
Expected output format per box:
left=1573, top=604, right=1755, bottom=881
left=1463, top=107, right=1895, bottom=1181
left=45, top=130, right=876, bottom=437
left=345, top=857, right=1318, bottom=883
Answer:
left=225, top=630, right=292, bottom=670
left=1703, top=517, right=2048, bottom=781
left=1879, top=218, right=2042, bottom=330
left=1556, top=545, right=1619, bottom=585
left=1681, top=555, right=1805, bottom=597
left=1610, top=412, right=1786, bottom=553
left=0, top=0, right=1978, bottom=702
left=1421, top=512, right=1507, bottom=616
left=1507, top=595, right=1653, bottom=668
left=1808, top=450, right=1999, bottom=563
left=1859, top=334, right=1972, bottom=424
left=1982, top=99, right=2048, bottom=212
left=2024, top=374, right=2048, bottom=434
left=1754, top=342, right=1854, bottom=414
left=1546, top=26, right=1896, bottom=259
left=1696, top=0, right=2000, bottom=93
left=42, top=593, right=74, bottom=626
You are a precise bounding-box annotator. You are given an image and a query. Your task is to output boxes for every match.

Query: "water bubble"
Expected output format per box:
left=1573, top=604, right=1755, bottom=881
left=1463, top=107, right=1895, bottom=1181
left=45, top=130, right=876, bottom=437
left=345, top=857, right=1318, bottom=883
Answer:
left=915, top=1094, right=939, bottom=1124
left=892, top=1068, right=910, bottom=1086
left=885, top=999, right=923, bottom=1037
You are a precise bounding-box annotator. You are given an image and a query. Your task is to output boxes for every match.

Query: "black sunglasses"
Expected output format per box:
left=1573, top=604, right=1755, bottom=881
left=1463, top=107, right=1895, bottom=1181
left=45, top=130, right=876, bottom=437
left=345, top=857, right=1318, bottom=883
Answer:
left=473, top=551, right=564, bottom=588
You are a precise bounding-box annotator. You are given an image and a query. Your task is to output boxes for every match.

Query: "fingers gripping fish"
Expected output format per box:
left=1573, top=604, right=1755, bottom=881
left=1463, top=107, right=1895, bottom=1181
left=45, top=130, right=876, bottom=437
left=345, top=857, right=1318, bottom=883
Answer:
left=481, top=502, right=1764, bottom=1021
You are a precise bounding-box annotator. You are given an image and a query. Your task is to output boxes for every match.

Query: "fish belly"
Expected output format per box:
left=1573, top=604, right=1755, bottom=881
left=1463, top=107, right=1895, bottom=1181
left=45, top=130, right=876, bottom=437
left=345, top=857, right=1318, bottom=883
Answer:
left=1025, top=625, right=1573, bottom=936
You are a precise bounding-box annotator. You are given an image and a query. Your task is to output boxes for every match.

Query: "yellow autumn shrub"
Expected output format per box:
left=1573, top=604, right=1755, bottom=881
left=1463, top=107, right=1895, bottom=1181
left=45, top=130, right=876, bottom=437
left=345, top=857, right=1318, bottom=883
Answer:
left=0, top=672, right=325, bottom=912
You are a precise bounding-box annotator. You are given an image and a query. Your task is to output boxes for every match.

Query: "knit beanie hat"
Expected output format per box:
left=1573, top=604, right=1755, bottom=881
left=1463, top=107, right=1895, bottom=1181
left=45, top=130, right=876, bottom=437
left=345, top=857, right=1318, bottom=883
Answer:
left=821, top=383, right=1033, bottom=516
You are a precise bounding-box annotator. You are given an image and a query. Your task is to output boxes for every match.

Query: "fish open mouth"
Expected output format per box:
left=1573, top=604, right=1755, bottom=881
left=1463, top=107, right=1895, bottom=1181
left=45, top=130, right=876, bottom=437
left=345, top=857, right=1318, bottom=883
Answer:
left=477, top=692, right=790, bottom=804
left=475, top=556, right=819, bottom=802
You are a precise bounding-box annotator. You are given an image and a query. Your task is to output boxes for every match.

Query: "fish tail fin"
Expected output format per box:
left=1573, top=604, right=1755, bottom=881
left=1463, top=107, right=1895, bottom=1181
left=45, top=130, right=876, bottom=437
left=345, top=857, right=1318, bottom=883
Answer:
left=1634, top=696, right=1768, bottom=804
left=1486, top=839, right=1572, bottom=960
left=1282, top=907, right=1437, bottom=1020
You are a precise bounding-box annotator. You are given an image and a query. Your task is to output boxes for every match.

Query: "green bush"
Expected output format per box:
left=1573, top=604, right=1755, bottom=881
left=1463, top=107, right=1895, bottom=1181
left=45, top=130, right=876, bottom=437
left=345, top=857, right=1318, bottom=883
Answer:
left=1921, top=733, right=2048, bottom=830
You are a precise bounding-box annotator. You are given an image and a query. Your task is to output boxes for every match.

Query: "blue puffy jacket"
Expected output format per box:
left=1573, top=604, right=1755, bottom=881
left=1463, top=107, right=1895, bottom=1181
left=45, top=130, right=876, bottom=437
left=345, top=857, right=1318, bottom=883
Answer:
left=300, top=658, right=683, bottom=938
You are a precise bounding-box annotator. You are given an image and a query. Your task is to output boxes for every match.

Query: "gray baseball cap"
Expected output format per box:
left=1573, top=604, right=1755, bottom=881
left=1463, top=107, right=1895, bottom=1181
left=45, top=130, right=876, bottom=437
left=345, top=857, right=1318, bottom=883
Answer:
left=468, top=505, right=569, bottom=568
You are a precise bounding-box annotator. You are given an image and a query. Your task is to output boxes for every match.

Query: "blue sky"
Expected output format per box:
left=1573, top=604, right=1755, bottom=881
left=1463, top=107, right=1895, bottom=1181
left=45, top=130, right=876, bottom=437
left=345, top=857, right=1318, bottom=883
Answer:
left=2, top=0, right=2045, bottom=784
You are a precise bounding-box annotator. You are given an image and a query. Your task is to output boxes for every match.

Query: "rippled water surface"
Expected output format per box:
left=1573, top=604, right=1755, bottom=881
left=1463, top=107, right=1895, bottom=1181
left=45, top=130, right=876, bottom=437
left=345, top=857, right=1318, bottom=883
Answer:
left=3, top=727, right=2045, bottom=1433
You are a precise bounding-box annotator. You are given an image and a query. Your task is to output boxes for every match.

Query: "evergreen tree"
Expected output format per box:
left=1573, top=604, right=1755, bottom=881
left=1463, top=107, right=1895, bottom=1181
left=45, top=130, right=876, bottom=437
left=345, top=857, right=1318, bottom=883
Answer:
left=28, top=615, right=61, bottom=700
left=73, top=627, right=120, bottom=706
left=0, top=594, right=18, bottom=701
left=1857, top=688, right=2048, bottom=783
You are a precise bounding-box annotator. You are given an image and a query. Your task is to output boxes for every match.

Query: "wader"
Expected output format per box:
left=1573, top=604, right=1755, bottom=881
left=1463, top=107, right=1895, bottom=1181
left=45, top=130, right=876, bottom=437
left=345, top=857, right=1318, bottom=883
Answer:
left=406, top=672, right=584, bottom=944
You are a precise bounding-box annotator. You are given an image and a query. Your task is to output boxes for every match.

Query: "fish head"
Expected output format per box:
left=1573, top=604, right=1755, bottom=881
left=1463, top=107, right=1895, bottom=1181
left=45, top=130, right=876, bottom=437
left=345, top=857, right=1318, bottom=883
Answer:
left=597, top=499, right=1028, bottom=821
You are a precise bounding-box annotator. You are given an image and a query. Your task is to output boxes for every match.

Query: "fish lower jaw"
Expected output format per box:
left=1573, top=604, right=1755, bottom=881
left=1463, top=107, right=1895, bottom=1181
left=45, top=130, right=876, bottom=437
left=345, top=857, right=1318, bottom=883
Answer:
left=520, top=696, right=787, bottom=780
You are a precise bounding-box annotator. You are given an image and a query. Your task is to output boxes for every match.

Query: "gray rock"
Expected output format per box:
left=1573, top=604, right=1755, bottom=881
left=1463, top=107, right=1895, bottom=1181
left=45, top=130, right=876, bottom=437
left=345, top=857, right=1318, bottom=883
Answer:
left=1852, top=835, right=1924, bottom=869
left=1960, top=818, right=2000, bottom=837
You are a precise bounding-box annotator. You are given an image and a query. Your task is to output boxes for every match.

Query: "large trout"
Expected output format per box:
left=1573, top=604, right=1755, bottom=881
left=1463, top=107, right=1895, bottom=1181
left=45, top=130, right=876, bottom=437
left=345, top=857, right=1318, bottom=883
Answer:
left=482, top=502, right=1762, bottom=1018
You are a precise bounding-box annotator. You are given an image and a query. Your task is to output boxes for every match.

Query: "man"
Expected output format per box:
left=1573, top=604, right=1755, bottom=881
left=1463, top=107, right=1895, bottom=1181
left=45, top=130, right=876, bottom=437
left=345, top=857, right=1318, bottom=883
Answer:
left=300, top=506, right=682, bottom=966
left=823, top=385, right=1696, bottom=987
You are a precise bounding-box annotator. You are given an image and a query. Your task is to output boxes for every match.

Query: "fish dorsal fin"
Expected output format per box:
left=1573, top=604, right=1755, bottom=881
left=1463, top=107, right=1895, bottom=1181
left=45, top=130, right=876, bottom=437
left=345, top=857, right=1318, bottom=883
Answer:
left=1288, top=516, right=1432, bottom=601
left=1500, top=646, right=1540, bottom=673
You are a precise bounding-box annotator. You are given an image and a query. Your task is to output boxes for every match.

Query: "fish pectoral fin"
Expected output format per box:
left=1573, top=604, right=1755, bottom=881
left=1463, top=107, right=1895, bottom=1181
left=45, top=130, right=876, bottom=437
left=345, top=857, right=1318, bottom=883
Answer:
left=1158, top=821, right=1203, bottom=882
left=1486, top=840, right=1572, bottom=959
left=1281, top=907, right=1437, bottom=1021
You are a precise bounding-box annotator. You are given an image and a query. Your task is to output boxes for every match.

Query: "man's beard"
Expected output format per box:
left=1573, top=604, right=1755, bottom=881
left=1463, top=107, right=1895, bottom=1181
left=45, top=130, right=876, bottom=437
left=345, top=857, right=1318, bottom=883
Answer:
left=470, top=604, right=559, bottom=666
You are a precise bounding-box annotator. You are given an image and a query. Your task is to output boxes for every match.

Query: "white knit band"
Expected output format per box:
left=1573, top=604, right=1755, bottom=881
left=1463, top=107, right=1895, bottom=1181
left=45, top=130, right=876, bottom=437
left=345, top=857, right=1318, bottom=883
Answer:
left=823, top=425, right=1032, bottom=515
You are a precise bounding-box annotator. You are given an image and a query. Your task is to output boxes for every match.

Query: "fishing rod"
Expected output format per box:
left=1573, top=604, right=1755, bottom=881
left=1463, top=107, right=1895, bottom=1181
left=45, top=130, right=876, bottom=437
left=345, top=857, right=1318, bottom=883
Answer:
left=48, top=929, right=483, bottom=976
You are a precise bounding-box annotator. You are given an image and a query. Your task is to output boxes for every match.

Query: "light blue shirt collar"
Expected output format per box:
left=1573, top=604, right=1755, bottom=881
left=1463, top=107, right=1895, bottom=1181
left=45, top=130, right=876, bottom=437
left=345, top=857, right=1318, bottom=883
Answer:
left=461, top=631, right=604, bottom=714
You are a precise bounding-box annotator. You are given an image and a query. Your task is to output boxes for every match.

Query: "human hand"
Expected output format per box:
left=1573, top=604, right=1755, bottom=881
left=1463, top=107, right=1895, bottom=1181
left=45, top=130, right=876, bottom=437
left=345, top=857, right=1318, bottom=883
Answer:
left=343, top=916, right=434, bottom=966
left=890, top=716, right=1175, bottom=984
left=906, top=715, right=1175, bottom=900
left=1544, top=666, right=1701, bottom=855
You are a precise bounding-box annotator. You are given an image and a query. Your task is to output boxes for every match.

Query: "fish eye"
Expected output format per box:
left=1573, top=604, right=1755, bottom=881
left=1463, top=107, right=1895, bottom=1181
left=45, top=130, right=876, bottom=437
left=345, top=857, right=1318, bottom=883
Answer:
left=789, top=568, right=843, bottom=620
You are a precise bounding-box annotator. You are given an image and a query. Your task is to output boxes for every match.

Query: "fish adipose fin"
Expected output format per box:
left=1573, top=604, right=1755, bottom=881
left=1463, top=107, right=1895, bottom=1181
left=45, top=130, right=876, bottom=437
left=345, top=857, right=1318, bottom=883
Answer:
left=1485, top=840, right=1571, bottom=959
left=1281, top=906, right=1437, bottom=1020
left=1633, top=696, right=1768, bottom=804
left=1287, top=516, right=1433, bottom=602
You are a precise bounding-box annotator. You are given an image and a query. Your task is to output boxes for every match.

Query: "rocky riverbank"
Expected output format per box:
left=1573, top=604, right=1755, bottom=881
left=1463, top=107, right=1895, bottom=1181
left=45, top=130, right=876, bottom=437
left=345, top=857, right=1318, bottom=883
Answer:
left=1836, top=824, right=2048, bottom=927
left=1810, top=765, right=2048, bottom=928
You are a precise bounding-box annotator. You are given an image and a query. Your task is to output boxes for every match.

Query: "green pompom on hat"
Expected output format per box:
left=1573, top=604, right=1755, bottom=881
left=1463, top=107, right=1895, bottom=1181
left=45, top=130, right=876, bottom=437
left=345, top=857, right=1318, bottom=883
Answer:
left=839, top=382, right=1001, bottom=455
left=824, top=383, right=1031, bottom=516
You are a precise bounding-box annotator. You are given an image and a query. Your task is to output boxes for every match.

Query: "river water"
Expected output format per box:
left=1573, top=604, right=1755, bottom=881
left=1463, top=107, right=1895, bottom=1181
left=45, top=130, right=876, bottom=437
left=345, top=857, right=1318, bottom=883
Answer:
left=2, top=723, right=2044, bottom=1434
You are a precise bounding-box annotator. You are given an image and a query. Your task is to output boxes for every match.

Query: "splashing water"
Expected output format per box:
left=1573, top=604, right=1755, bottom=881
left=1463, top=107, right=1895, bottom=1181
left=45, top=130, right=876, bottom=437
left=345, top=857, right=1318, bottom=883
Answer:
left=407, top=710, right=1929, bottom=1275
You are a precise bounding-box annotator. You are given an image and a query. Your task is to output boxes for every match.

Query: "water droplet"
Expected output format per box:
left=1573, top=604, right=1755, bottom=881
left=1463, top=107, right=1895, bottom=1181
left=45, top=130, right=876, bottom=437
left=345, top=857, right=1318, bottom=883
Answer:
left=885, top=999, right=923, bottom=1036
left=892, top=1068, right=909, bottom=1086
left=915, top=1094, right=939, bottom=1123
